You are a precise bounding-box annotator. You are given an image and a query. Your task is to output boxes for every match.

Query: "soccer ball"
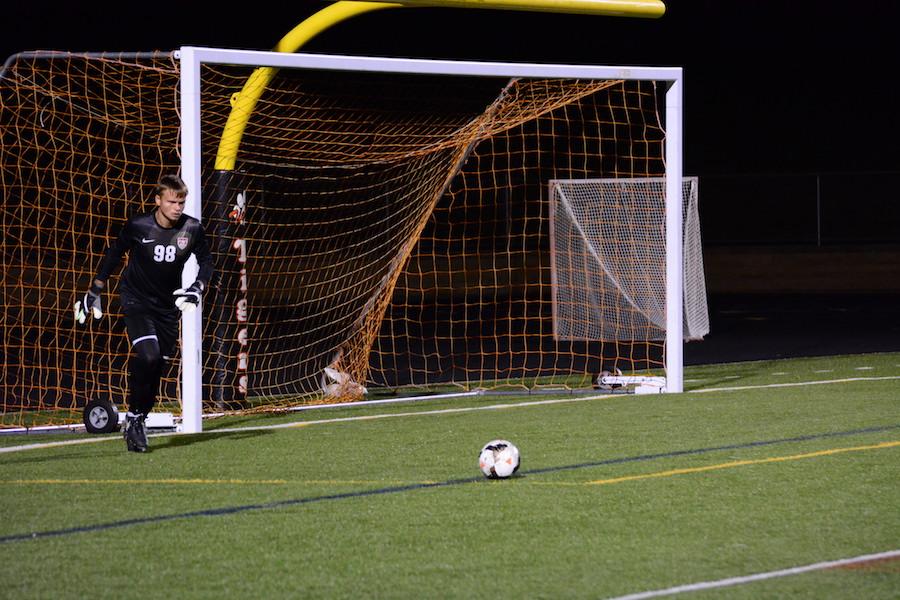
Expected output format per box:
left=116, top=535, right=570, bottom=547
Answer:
left=478, top=439, right=520, bottom=479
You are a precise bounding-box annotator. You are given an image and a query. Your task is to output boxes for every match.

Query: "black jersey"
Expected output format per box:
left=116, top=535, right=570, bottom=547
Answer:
left=95, top=211, right=214, bottom=309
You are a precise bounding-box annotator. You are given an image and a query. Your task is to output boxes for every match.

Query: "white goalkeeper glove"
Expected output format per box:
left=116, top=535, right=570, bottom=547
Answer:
left=173, top=281, right=204, bottom=313
left=74, top=284, right=104, bottom=324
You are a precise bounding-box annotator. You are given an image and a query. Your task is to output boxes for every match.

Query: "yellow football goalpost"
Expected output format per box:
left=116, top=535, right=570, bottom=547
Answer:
left=216, top=0, right=666, bottom=170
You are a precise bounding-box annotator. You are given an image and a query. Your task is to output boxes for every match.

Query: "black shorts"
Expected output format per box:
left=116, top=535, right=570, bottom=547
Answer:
left=120, top=288, right=180, bottom=359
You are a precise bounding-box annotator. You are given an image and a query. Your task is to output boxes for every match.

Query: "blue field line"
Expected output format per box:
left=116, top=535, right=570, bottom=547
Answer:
left=2, top=423, right=897, bottom=544
left=0, top=477, right=480, bottom=544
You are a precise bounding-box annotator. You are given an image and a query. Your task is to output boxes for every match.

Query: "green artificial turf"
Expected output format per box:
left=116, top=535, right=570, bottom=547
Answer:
left=0, top=353, right=898, bottom=598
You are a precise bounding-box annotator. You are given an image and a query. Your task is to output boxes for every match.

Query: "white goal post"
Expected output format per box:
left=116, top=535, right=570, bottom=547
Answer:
left=177, top=46, right=684, bottom=433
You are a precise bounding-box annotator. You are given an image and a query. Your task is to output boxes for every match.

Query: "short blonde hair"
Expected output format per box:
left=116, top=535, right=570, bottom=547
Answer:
left=154, top=174, right=188, bottom=199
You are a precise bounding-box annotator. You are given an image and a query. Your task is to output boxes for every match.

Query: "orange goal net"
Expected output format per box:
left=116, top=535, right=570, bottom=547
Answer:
left=0, top=51, right=702, bottom=427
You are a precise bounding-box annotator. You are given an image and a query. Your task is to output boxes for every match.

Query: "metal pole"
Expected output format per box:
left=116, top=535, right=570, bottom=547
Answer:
left=178, top=47, right=204, bottom=433
left=665, top=75, right=684, bottom=393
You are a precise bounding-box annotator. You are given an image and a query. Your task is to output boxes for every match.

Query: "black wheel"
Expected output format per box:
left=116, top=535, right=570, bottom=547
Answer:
left=83, top=399, right=120, bottom=434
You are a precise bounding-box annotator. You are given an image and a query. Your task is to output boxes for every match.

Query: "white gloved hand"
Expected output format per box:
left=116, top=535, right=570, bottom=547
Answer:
left=173, top=281, right=204, bottom=313
left=74, top=286, right=103, bottom=324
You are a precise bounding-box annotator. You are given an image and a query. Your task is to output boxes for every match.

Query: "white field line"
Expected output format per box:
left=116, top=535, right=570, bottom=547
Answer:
left=0, top=435, right=117, bottom=454
left=3, top=375, right=900, bottom=455
left=0, top=394, right=616, bottom=454
left=606, top=549, right=900, bottom=600
left=692, top=375, right=900, bottom=394
left=185, top=394, right=618, bottom=435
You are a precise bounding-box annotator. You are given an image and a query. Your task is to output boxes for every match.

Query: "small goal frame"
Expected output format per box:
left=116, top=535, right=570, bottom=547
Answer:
left=177, top=46, right=684, bottom=433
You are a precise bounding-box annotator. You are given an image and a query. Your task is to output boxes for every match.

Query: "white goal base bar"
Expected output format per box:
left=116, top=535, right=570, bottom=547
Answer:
left=117, top=412, right=177, bottom=431
left=597, top=375, right=667, bottom=394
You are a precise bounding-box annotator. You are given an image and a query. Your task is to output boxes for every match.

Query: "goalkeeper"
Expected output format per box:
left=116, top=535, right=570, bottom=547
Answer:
left=74, top=174, right=214, bottom=452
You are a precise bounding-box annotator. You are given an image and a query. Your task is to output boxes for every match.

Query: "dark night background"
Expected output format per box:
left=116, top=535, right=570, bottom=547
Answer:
left=4, top=1, right=900, bottom=363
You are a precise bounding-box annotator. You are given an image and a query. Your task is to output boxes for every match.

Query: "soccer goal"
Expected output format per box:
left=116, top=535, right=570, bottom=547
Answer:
left=549, top=177, right=708, bottom=343
left=0, top=47, right=692, bottom=432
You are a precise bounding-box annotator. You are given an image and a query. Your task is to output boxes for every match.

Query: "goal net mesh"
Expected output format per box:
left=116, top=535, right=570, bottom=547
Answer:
left=0, top=52, right=696, bottom=426
left=549, top=177, right=708, bottom=342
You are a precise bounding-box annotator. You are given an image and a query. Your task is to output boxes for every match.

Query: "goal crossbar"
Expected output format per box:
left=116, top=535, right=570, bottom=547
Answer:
left=177, top=46, right=682, bottom=80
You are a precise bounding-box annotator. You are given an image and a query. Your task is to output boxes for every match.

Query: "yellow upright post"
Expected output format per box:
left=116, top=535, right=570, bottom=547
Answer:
left=215, top=2, right=399, bottom=171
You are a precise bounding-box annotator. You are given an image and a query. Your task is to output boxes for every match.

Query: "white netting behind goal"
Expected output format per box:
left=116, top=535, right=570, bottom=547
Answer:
left=549, top=177, right=709, bottom=342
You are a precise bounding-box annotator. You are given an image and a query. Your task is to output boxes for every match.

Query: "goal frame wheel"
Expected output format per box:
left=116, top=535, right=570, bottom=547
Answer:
left=83, top=399, right=120, bottom=434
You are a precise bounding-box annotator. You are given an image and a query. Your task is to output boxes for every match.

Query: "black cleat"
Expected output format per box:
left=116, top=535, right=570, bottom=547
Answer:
left=124, top=413, right=149, bottom=453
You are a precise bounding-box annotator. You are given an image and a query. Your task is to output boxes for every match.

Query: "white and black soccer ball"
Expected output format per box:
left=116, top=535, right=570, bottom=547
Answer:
left=478, top=439, right=520, bottom=479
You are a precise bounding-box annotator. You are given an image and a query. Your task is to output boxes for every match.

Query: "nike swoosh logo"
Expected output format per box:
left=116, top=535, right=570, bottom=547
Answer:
left=141, top=238, right=155, bottom=243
